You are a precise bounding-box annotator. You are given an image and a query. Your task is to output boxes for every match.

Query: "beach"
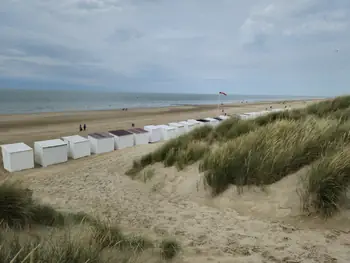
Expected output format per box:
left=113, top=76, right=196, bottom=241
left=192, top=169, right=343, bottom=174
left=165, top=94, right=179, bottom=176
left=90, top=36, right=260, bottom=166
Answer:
left=3, top=98, right=349, bottom=263
left=0, top=99, right=312, bottom=147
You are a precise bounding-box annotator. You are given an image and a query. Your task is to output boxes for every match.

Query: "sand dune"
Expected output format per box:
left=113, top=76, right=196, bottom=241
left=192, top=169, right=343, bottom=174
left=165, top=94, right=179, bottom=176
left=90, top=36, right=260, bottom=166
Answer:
left=7, top=141, right=349, bottom=263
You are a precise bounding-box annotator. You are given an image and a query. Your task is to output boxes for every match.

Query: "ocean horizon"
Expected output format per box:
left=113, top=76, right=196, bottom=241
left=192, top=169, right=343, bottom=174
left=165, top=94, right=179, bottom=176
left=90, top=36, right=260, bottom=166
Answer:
left=0, top=89, right=323, bottom=114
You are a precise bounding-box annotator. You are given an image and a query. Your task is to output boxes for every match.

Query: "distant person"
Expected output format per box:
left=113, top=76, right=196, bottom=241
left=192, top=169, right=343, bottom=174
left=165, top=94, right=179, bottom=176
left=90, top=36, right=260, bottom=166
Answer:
left=270, top=106, right=272, bottom=109
left=83, top=124, right=86, bottom=131
left=131, top=123, right=135, bottom=127
left=79, top=124, right=82, bottom=132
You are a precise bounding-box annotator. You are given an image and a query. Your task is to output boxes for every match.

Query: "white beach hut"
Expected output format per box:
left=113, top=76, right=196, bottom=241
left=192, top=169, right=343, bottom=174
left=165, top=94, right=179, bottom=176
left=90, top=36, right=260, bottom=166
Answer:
left=272, top=108, right=284, bottom=112
left=109, top=129, right=134, bottom=149
left=157, top=125, right=177, bottom=140
left=62, top=135, right=91, bottom=160
left=144, top=125, right=162, bottom=143
left=1, top=143, right=34, bottom=172
left=238, top=113, right=250, bottom=120
left=204, top=117, right=220, bottom=127
left=127, top=128, right=150, bottom=146
left=34, top=139, right=68, bottom=167
left=187, top=119, right=202, bottom=128
left=179, top=121, right=196, bottom=132
left=217, top=115, right=230, bottom=120
left=88, top=132, right=115, bottom=154
left=243, top=112, right=259, bottom=119
left=196, top=118, right=211, bottom=126
left=168, top=122, right=186, bottom=136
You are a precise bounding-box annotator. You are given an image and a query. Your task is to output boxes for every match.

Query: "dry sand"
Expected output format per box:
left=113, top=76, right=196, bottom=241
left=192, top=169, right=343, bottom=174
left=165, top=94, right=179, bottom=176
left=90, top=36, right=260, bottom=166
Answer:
left=2, top=99, right=350, bottom=263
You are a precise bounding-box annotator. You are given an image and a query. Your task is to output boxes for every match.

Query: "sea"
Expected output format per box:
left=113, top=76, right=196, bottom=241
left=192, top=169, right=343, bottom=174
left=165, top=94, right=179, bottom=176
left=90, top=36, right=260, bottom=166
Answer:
left=0, top=89, right=320, bottom=114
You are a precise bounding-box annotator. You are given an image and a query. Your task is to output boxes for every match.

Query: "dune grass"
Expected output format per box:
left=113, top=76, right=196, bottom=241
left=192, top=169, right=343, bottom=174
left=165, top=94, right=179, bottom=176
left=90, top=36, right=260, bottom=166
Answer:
left=300, top=145, right=350, bottom=218
left=127, top=96, right=350, bottom=176
left=126, top=96, right=350, bottom=217
left=0, top=183, right=180, bottom=262
left=201, top=117, right=350, bottom=195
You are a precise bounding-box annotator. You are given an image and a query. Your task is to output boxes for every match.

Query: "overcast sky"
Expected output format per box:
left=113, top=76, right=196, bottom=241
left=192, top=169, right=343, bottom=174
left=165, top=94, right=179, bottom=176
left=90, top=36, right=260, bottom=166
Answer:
left=0, top=0, right=349, bottom=96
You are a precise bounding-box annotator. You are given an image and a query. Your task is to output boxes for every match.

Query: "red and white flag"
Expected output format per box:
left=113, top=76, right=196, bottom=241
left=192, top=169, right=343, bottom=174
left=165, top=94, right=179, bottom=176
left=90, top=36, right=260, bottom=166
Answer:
left=219, top=91, right=227, bottom=96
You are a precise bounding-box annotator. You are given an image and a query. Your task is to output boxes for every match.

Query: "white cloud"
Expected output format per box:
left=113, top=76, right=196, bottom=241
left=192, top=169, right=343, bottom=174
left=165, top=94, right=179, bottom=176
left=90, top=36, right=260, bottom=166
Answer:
left=0, top=0, right=350, bottom=95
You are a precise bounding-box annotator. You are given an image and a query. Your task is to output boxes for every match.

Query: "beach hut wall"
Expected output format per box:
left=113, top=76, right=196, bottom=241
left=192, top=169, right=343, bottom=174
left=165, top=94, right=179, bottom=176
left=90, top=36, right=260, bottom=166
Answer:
left=218, top=115, right=230, bottom=120
left=168, top=122, right=186, bottom=136
left=34, top=139, right=68, bottom=167
left=178, top=121, right=196, bottom=132
left=109, top=129, right=134, bottom=149
left=144, top=125, right=162, bottom=143
left=1, top=143, right=34, bottom=172
left=127, top=128, right=150, bottom=145
left=157, top=125, right=177, bottom=140
left=62, top=135, right=91, bottom=160
left=88, top=132, right=114, bottom=154
left=187, top=119, right=202, bottom=127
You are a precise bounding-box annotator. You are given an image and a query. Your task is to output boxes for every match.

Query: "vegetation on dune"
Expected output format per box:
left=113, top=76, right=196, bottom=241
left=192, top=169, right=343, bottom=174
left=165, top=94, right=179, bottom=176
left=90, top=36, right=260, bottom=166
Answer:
left=201, top=117, right=350, bottom=195
left=300, top=145, right=350, bottom=218
left=126, top=95, right=350, bottom=217
left=0, top=183, right=180, bottom=262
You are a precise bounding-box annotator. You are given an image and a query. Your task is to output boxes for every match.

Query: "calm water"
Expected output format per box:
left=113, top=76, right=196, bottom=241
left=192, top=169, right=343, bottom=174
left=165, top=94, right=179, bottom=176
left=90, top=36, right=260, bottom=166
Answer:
left=0, top=89, right=317, bottom=114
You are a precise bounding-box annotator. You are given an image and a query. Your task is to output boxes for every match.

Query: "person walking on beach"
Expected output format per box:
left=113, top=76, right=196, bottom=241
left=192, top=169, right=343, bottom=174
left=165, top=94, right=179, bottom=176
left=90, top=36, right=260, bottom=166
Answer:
left=79, top=124, right=83, bottom=132
left=83, top=124, right=86, bottom=131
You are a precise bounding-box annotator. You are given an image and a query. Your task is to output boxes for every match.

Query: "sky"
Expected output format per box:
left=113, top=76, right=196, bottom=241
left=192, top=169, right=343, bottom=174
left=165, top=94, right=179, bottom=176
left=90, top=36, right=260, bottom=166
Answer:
left=0, top=0, right=349, bottom=96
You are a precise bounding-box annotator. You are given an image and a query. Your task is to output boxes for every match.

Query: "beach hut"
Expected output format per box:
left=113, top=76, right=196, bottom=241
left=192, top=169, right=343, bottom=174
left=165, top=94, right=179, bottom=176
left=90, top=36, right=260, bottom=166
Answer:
left=271, top=108, right=284, bottom=112
left=238, top=114, right=250, bottom=120
left=1, top=143, right=34, bottom=172
left=144, top=125, right=162, bottom=143
left=127, top=128, right=150, bottom=146
left=109, top=129, right=134, bottom=149
left=187, top=119, right=202, bottom=128
left=34, top=139, right=68, bottom=167
left=204, top=117, right=220, bottom=127
left=179, top=121, right=196, bottom=132
left=62, top=135, right=91, bottom=159
left=168, top=122, right=186, bottom=135
left=196, top=119, right=211, bottom=126
left=157, top=125, right=177, bottom=140
left=88, top=132, right=114, bottom=154
left=217, top=115, right=230, bottom=120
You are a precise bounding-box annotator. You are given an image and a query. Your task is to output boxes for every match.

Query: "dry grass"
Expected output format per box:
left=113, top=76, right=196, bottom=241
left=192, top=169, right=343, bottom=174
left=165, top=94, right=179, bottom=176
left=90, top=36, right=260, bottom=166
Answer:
left=127, top=95, right=350, bottom=217
left=0, top=183, right=180, bottom=262
left=300, top=144, right=350, bottom=218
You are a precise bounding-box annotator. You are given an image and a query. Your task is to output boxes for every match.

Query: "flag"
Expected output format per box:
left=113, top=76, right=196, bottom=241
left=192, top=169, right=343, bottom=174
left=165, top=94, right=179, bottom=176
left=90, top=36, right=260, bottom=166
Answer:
left=219, top=91, right=227, bottom=96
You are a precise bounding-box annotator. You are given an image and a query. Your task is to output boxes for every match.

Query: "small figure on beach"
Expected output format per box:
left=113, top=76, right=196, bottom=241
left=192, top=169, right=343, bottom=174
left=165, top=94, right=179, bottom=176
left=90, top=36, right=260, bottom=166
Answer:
left=79, top=124, right=83, bottom=132
left=83, top=124, right=86, bottom=131
left=131, top=123, right=135, bottom=127
left=270, top=106, right=272, bottom=109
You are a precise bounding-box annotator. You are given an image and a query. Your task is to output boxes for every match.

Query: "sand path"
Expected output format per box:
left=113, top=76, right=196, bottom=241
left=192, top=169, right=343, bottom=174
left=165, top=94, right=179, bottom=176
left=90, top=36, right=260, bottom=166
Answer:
left=10, top=142, right=350, bottom=263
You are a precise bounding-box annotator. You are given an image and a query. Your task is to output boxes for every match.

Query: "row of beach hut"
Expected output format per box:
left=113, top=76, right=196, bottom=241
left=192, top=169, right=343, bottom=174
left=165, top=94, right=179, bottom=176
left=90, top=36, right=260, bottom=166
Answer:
left=1, top=109, right=286, bottom=173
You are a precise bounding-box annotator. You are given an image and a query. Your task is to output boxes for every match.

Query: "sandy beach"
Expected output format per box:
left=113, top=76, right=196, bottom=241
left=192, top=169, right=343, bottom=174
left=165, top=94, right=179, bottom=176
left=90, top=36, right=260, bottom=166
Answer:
left=0, top=100, right=312, bottom=146
left=3, top=98, right=350, bottom=263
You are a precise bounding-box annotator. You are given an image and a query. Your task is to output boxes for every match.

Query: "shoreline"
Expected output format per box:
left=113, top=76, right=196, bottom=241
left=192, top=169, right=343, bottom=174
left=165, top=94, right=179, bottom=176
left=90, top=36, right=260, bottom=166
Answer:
left=0, top=98, right=322, bottom=117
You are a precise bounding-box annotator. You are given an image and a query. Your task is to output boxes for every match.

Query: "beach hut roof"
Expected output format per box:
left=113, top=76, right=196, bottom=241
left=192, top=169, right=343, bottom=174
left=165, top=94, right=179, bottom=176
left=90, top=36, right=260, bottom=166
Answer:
left=1, top=143, right=32, bottom=153
left=62, top=135, right=88, bottom=143
left=197, top=118, right=210, bottom=122
left=128, top=128, right=148, bottom=134
left=36, top=139, right=67, bottom=148
left=89, top=132, right=113, bottom=139
left=109, top=129, right=132, bottom=137
left=158, top=124, right=175, bottom=130
left=169, top=122, right=184, bottom=127
left=144, top=125, right=158, bottom=129
left=204, top=117, right=218, bottom=121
